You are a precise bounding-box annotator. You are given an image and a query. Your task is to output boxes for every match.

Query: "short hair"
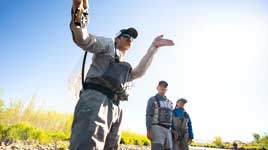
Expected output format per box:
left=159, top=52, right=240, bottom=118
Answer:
left=177, top=98, right=187, bottom=104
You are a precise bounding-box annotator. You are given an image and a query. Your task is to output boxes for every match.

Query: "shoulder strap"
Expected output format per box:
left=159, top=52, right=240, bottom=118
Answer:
left=114, top=42, right=120, bottom=63
left=154, top=95, right=161, bottom=107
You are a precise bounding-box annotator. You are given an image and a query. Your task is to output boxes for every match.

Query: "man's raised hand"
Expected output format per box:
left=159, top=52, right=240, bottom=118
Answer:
left=73, top=0, right=88, bottom=10
left=72, top=0, right=89, bottom=27
left=152, top=35, right=175, bottom=48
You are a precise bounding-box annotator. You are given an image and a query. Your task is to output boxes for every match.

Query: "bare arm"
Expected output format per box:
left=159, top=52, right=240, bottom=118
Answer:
left=131, top=35, right=174, bottom=80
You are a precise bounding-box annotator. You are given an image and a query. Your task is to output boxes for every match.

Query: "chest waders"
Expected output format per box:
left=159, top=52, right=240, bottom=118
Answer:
left=153, top=96, right=173, bottom=129
left=80, top=44, right=132, bottom=102
left=173, top=111, right=189, bottom=141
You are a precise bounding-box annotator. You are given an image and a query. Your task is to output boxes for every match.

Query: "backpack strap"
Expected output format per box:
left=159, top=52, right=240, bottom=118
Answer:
left=154, top=95, right=162, bottom=124
left=154, top=95, right=161, bottom=108
left=114, top=42, right=120, bottom=63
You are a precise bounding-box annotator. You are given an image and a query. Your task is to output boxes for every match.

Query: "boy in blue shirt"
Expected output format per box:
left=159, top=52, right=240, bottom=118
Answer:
left=173, top=98, right=194, bottom=150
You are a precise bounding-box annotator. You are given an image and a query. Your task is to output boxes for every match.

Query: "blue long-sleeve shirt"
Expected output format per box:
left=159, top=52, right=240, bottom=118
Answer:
left=173, top=108, right=194, bottom=139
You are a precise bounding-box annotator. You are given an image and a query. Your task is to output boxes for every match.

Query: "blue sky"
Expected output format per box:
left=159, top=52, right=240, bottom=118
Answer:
left=1, top=0, right=268, bottom=142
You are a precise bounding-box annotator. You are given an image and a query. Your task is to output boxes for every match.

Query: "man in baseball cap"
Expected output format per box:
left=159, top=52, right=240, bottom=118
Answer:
left=70, top=0, right=175, bottom=149
left=146, top=80, right=176, bottom=150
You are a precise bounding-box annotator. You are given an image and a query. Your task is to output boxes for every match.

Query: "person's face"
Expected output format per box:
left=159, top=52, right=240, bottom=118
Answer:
left=116, top=34, right=133, bottom=51
left=176, top=101, right=185, bottom=108
left=157, top=85, right=167, bottom=96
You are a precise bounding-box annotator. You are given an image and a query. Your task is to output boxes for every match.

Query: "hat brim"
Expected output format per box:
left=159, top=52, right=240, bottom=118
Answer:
left=124, top=28, right=138, bottom=39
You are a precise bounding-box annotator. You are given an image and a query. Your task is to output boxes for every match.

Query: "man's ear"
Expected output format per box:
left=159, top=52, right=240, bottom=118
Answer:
left=116, top=36, right=122, bottom=40
left=115, top=37, right=118, bottom=43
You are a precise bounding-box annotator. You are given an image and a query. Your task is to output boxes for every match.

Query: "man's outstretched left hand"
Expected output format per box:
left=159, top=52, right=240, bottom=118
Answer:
left=152, top=35, right=175, bottom=48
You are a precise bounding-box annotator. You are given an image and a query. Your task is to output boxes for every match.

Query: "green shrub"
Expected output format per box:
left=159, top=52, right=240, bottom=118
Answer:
left=120, top=131, right=150, bottom=146
left=0, top=99, right=73, bottom=134
left=0, top=123, right=69, bottom=144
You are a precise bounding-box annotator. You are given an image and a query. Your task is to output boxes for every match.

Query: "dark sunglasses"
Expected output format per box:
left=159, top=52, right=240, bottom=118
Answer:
left=121, top=34, right=133, bottom=40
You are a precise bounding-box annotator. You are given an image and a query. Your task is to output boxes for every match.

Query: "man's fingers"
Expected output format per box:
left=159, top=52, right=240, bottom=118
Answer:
left=73, top=0, right=83, bottom=10
left=154, top=35, right=164, bottom=41
left=168, top=40, right=175, bottom=46
left=153, top=35, right=174, bottom=48
left=72, top=0, right=88, bottom=10
left=83, top=0, right=88, bottom=9
left=161, top=39, right=174, bottom=46
left=174, top=132, right=178, bottom=139
left=165, top=39, right=174, bottom=44
left=147, top=132, right=153, bottom=140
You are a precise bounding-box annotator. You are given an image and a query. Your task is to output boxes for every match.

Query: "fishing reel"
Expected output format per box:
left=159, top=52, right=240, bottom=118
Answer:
left=72, top=8, right=89, bottom=28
